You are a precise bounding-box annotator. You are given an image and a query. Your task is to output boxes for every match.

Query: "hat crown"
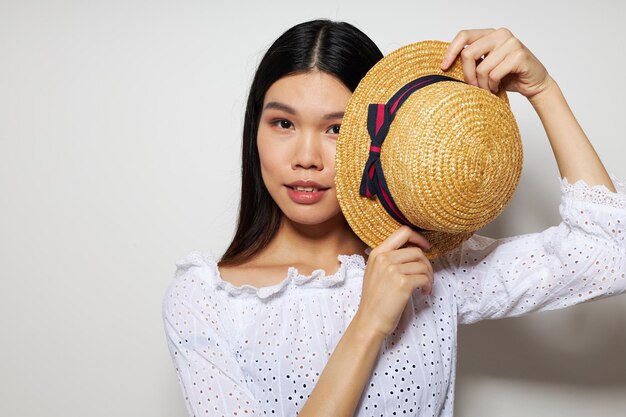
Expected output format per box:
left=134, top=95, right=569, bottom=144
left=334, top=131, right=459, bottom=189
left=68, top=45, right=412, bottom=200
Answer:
left=335, top=40, right=523, bottom=258
left=381, top=81, right=522, bottom=233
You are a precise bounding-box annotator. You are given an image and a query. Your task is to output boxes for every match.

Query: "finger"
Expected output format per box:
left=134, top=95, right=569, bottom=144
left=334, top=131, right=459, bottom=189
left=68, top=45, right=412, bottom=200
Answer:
left=460, top=36, right=506, bottom=90
left=475, top=47, right=507, bottom=92
left=384, top=246, right=428, bottom=266
left=460, top=47, right=479, bottom=87
left=441, top=28, right=496, bottom=70
left=475, top=37, right=521, bottom=93
left=485, top=37, right=528, bottom=92
left=374, top=226, right=431, bottom=254
left=406, top=273, right=434, bottom=295
left=398, top=260, right=431, bottom=276
left=404, top=260, right=434, bottom=293
left=402, top=229, right=431, bottom=252
left=487, top=54, right=522, bottom=94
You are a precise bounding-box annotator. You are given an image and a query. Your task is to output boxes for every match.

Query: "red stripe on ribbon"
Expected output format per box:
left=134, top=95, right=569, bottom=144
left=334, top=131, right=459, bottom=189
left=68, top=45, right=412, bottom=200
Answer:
left=379, top=181, right=411, bottom=225
left=375, top=104, right=385, bottom=135
left=389, top=78, right=434, bottom=114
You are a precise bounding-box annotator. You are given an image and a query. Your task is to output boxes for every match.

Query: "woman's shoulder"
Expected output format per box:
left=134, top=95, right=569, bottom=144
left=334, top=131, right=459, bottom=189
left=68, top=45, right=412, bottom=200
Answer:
left=170, top=251, right=285, bottom=297
left=162, top=251, right=236, bottom=339
left=162, top=251, right=221, bottom=310
left=169, top=250, right=220, bottom=287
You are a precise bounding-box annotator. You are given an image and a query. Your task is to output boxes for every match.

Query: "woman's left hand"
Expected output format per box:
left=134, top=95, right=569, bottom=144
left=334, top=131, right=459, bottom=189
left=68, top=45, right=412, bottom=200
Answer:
left=441, top=28, right=553, bottom=100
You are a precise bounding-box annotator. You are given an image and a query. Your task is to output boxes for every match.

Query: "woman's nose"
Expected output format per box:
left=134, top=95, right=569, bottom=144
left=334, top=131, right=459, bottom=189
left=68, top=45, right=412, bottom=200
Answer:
left=292, top=131, right=324, bottom=171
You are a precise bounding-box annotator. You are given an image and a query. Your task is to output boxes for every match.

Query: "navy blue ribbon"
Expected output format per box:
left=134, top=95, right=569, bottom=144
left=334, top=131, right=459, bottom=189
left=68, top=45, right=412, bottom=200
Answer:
left=359, top=74, right=463, bottom=231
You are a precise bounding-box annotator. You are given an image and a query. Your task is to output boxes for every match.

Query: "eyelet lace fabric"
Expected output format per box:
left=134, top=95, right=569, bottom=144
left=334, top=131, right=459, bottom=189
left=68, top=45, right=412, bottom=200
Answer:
left=561, top=174, right=626, bottom=208
left=163, top=174, right=626, bottom=417
left=175, top=252, right=367, bottom=300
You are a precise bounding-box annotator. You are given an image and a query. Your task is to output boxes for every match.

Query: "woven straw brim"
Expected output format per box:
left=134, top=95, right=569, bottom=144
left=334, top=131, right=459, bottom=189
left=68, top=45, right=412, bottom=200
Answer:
left=335, top=41, right=523, bottom=259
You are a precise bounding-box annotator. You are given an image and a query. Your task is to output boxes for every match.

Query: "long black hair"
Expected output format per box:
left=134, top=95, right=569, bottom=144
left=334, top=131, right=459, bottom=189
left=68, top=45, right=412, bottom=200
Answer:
left=219, top=19, right=383, bottom=266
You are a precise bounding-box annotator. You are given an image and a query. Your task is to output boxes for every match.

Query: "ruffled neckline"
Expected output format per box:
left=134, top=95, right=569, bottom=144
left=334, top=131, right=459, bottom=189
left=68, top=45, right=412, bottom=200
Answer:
left=175, top=251, right=367, bottom=300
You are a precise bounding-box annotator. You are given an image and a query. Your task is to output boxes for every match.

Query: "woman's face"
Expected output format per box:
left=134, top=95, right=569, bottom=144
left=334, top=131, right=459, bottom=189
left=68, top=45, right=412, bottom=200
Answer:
left=257, top=70, right=352, bottom=227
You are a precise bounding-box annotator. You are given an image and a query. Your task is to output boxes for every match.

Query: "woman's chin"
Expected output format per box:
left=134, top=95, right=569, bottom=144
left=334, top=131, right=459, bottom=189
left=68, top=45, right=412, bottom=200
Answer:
left=281, top=210, right=346, bottom=229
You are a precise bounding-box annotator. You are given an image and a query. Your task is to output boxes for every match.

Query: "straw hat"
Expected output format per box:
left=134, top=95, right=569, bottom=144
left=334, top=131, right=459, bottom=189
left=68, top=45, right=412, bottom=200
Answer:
left=335, top=40, right=523, bottom=259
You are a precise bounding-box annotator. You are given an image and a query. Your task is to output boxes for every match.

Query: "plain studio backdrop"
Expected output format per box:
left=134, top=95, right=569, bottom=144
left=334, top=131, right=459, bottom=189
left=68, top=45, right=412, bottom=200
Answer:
left=1, top=0, right=625, bottom=416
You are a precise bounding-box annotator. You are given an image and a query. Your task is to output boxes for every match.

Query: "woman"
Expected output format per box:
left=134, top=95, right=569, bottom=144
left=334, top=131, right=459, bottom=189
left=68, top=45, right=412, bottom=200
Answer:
left=162, top=19, right=626, bottom=417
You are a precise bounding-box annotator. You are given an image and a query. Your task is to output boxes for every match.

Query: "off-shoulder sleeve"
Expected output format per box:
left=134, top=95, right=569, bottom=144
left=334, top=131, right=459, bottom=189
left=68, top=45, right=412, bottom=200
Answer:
left=162, top=253, right=262, bottom=416
left=444, top=174, right=626, bottom=325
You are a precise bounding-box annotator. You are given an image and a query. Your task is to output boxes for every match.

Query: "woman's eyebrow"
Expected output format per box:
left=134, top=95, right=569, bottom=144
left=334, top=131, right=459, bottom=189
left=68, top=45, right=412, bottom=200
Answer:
left=263, top=102, right=344, bottom=120
left=263, top=101, right=296, bottom=115
left=324, top=111, right=344, bottom=120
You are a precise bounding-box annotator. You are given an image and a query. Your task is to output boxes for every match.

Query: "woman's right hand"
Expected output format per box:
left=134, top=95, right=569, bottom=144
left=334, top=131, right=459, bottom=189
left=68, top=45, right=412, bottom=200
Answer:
left=355, top=226, right=433, bottom=339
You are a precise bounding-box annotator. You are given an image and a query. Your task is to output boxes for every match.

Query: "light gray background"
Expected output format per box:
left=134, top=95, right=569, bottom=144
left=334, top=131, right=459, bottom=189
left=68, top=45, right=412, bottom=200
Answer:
left=1, top=0, right=625, bottom=416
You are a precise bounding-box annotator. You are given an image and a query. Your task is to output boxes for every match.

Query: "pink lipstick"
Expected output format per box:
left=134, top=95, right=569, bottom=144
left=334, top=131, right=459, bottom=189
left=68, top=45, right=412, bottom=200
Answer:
left=285, top=180, right=330, bottom=205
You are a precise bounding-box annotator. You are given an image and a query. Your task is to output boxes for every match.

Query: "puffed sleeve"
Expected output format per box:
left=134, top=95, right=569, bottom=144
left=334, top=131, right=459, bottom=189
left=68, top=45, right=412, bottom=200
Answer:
left=162, top=253, right=262, bottom=416
left=441, top=174, right=626, bottom=325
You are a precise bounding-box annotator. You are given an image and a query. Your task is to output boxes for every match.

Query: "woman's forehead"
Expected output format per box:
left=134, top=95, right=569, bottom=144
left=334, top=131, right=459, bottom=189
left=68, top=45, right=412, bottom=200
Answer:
left=263, top=71, right=351, bottom=114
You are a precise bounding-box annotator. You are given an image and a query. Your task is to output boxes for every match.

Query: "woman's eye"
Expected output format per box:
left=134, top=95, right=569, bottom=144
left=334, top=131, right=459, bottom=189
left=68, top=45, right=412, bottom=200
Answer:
left=327, top=124, right=341, bottom=134
left=275, top=119, right=293, bottom=129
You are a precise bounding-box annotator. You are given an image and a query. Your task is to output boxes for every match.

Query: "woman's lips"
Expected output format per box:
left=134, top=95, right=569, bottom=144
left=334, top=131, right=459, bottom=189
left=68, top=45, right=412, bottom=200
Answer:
left=285, top=182, right=329, bottom=204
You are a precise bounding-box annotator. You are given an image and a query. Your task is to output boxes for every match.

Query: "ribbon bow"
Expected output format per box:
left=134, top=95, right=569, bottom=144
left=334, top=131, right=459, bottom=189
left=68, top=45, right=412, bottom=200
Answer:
left=359, top=103, right=391, bottom=199
left=357, top=74, right=462, bottom=230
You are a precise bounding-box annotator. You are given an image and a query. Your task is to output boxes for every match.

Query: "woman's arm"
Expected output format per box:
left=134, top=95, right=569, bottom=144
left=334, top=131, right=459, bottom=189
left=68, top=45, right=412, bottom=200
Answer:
left=436, top=28, right=626, bottom=322
left=299, top=227, right=433, bottom=417
left=528, top=76, right=616, bottom=191
left=441, top=28, right=615, bottom=192
left=165, top=230, right=432, bottom=417
left=163, top=263, right=263, bottom=416
left=297, top=312, right=385, bottom=417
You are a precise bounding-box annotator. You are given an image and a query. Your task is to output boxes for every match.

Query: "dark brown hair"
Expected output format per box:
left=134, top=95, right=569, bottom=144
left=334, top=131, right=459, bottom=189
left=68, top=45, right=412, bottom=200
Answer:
left=219, top=19, right=383, bottom=266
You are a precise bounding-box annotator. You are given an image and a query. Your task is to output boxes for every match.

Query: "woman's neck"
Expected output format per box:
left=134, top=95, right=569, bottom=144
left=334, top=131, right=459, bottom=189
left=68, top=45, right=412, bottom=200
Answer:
left=259, top=214, right=368, bottom=269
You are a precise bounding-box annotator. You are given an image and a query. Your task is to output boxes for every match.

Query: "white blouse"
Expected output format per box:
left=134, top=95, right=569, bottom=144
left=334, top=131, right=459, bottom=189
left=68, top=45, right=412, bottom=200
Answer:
left=162, top=175, right=626, bottom=417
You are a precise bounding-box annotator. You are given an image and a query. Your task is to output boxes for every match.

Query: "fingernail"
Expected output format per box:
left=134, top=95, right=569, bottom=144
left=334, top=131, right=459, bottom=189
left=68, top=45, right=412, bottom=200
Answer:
left=441, top=58, right=448, bottom=68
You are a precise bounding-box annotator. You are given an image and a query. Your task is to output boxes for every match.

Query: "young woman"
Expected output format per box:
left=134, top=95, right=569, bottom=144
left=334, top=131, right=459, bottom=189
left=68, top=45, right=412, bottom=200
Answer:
left=162, top=20, right=626, bottom=417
